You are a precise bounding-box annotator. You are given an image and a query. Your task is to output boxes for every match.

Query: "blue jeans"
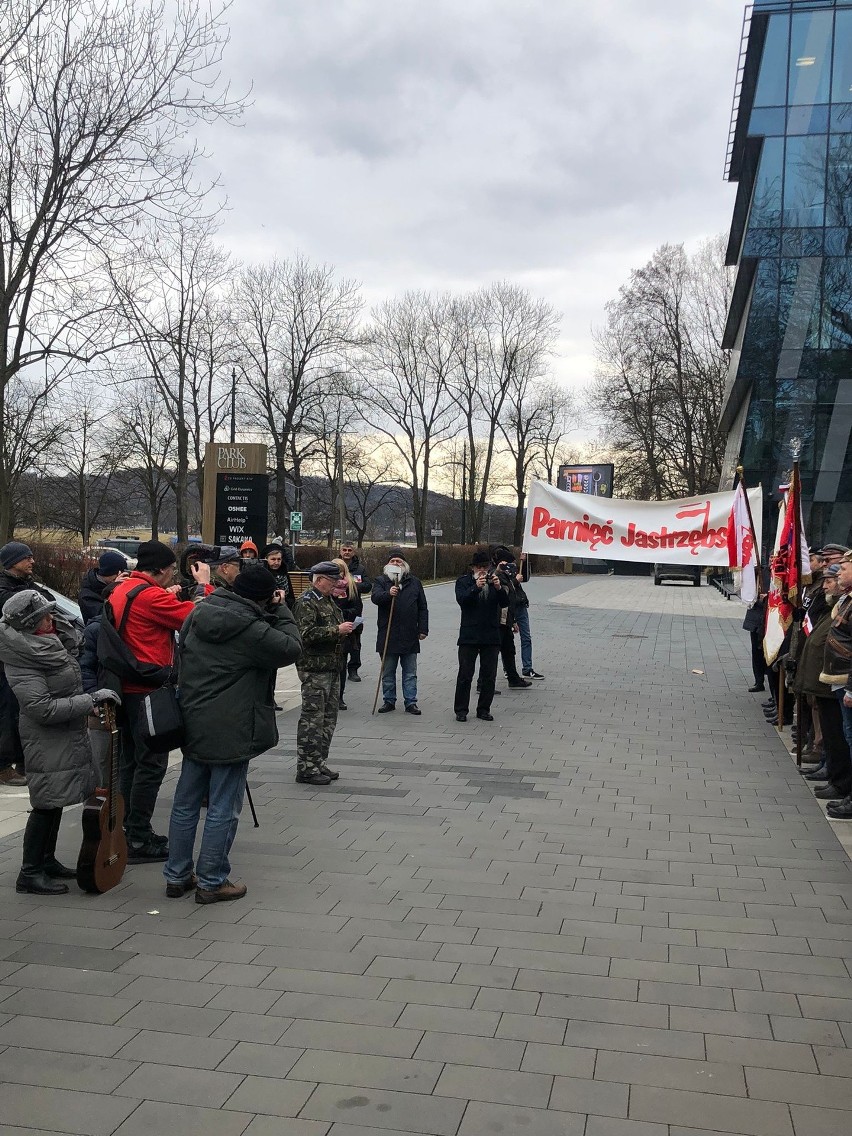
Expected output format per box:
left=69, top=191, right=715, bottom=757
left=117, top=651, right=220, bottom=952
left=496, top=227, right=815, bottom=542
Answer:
left=515, top=606, right=533, bottom=672
left=382, top=652, right=418, bottom=707
left=164, top=757, right=248, bottom=891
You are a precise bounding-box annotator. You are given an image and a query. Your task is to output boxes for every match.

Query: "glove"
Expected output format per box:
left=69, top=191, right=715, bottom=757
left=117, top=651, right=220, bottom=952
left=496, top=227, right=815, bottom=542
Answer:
left=91, top=688, right=122, bottom=707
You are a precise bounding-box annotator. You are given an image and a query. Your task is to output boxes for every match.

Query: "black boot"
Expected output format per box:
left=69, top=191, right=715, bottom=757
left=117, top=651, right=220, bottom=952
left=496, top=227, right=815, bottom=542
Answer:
left=42, top=807, right=75, bottom=880
left=16, top=810, right=69, bottom=895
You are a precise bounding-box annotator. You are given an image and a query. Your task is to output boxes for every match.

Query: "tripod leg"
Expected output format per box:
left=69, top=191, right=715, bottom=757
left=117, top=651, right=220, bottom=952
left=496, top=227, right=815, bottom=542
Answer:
left=245, top=783, right=259, bottom=828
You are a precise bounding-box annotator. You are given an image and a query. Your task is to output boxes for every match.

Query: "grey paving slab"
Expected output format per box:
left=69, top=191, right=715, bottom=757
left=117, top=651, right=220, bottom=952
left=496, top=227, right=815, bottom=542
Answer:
left=3, top=577, right=852, bottom=1135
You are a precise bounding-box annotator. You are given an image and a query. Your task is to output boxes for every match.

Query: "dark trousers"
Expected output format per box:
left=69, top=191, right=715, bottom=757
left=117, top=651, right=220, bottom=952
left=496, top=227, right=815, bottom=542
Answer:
left=0, top=674, right=24, bottom=772
left=348, top=625, right=363, bottom=672
left=455, top=645, right=499, bottom=715
left=499, top=622, right=522, bottom=683
left=749, top=630, right=766, bottom=688
left=119, top=692, right=169, bottom=844
left=818, top=695, right=852, bottom=796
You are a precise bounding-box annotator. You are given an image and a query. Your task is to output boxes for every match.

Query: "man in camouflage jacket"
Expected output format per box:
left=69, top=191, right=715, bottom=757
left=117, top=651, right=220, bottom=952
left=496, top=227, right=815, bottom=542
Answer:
left=293, top=561, right=354, bottom=786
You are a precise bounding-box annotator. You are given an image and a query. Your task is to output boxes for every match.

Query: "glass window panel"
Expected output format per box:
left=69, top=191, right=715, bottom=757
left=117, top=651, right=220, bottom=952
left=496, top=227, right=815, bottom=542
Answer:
left=787, top=104, right=829, bottom=134
left=750, top=106, right=787, bottom=135
left=823, top=257, right=852, bottom=347
left=755, top=14, right=790, bottom=107
left=824, top=227, right=852, bottom=256
left=783, top=134, right=827, bottom=227
left=825, top=134, right=852, bottom=226
left=743, top=228, right=781, bottom=257
left=830, top=103, right=852, bottom=132
left=750, top=137, right=784, bottom=228
left=789, top=11, right=833, bottom=105
left=832, top=9, right=852, bottom=101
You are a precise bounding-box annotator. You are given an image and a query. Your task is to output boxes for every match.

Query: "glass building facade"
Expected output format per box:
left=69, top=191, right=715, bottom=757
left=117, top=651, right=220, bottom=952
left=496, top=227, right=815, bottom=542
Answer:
left=721, top=0, right=852, bottom=548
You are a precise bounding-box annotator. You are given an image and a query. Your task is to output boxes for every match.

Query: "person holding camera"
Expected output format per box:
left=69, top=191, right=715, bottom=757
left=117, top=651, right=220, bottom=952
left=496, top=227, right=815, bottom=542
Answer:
left=163, top=564, right=302, bottom=904
left=106, top=541, right=212, bottom=863
left=453, top=549, right=509, bottom=722
left=491, top=545, right=533, bottom=689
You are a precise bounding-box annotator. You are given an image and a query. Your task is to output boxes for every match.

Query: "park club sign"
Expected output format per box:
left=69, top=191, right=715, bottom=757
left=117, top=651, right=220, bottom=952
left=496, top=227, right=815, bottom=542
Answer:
left=523, top=480, right=763, bottom=565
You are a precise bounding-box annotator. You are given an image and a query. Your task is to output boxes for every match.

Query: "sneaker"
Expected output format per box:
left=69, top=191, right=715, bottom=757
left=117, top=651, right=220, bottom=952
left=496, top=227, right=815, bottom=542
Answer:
left=165, top=874, right=197, bottom=898
left=377, top=702, right=395, bottom=713
left=127, top=840, right=169, bottom=864
left=295, top=770, right=332, bottom=786
left=405, top=704, right=422, bottom=715
left=0, top=767, right=27, bottom=787
left=319, top=764, right=340, bottom=781
left=195, top=879, right=247, bottom=905
left=339, top=700, right=348, bottom=710
left=522, top=670, right=545, bottom=680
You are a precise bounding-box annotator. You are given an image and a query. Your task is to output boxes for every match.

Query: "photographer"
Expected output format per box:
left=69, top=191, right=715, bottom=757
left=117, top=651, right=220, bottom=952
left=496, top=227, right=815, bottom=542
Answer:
left=453, top=550, right=509, bottom=722
left=163, top=565, right=302, bottom=903
left=261, top=543, right=295, bottom=608
left=491, top=545, right=532, bottom=690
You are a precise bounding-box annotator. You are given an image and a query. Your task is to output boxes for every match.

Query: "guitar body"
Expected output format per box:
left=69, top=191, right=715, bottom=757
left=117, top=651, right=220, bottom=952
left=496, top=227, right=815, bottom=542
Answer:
left=76, top=703, right=128, bottom=895
left=76, top=791, right=127, bottom=894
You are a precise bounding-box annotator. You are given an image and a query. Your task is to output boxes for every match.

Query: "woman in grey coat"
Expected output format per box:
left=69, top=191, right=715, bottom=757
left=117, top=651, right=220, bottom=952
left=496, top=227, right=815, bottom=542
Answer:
left=0, top=590, right=120, bottom=895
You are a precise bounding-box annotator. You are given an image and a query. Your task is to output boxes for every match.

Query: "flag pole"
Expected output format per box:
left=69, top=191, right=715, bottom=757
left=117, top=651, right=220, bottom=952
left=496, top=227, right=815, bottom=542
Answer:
left=735, top=466, right=763, bottom=577
left=789, top=459, right=802, bottom=756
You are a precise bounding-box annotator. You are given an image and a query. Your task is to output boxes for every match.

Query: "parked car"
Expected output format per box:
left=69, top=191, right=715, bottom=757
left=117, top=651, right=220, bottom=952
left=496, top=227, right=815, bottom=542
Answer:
left=652, top=563, right=702, bottom=587
left=50, top=589, right=84, bottom=631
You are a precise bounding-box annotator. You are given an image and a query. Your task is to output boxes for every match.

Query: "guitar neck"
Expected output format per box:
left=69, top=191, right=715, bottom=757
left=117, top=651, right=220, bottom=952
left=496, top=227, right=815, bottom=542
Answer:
left=105, top=703, right=119, bottom=825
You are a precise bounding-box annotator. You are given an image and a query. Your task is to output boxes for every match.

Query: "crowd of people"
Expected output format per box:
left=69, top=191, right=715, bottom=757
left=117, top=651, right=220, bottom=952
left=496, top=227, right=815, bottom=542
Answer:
left=745, top=544, right=852, bottom=821
left=0, top=537, right=543, bottom=903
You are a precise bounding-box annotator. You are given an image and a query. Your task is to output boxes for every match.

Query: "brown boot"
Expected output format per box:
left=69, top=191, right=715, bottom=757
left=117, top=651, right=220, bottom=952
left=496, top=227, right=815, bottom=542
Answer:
left=0, top=766, right=27, bottom=787
left=195, top=879, right=247, bottom=905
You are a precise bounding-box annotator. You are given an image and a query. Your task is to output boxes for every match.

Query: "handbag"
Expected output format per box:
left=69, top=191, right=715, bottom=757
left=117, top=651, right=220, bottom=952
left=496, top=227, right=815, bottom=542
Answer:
left=742, top=598, right=765, bottom=633
left=138, top=683, right=185, bottom=751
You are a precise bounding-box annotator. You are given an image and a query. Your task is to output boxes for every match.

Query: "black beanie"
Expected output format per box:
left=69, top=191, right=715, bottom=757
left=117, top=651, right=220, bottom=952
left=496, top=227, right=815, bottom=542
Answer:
left=471, top=550, right=491, bottom=567
left=136, top=540, right=177, bottom=572
left=233, top=564, right=278, bottom=602
left=0, top=541, right=33, bottom=570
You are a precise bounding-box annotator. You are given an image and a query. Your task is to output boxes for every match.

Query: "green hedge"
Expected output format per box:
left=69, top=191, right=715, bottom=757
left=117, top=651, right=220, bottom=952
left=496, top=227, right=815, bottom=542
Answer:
left=292, top=543, right=564, bottom=579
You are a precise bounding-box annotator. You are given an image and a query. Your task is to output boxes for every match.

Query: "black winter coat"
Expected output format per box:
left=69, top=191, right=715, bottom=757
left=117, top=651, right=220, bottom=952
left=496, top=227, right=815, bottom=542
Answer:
left=372, top=574, right=428, bottom=655
left=79, top=617, right=100, bottom=693
left=455, top=573, right=509, bottom=646
left=179, top=591, right=303, bottom=764
left=79, top=568, right=108, bottom=624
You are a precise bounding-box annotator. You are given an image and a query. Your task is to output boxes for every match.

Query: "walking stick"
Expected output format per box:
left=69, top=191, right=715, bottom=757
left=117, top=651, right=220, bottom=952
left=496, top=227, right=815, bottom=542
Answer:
left=246, top=783, right=259, bottom=828
left=372, top=593, right=397, bottom=715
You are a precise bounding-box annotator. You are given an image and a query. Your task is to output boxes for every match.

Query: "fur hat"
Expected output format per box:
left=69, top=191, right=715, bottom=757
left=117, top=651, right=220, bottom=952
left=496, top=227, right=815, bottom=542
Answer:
left=2, top=589, right=56, bottom=631
left=136, top=540, right=176, bottom=573
left=471, top=550, right=492, bottom=568
left=261, top=543, right=285, bottom=558
left=386, top=548, right=406, bottom=561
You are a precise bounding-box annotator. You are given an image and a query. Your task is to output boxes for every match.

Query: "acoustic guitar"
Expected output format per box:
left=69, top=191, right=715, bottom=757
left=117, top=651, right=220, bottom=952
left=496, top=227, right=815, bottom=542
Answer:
left=77, top=702, right=128, bottom=894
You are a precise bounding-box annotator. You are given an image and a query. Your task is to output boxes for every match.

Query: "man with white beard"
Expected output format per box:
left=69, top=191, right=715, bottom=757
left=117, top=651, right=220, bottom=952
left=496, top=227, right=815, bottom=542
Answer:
left=371, top=549, right=429, bottom=715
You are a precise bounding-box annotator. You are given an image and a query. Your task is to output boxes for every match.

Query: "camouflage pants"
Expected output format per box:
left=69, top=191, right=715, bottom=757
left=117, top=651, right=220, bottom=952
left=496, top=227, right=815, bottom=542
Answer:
left=296, top=670, right=340, bottom=774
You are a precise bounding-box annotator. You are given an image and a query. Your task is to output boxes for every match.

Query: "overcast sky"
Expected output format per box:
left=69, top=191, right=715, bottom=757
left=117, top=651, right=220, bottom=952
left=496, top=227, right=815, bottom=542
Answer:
left=202, top=0, right=746, bottom=398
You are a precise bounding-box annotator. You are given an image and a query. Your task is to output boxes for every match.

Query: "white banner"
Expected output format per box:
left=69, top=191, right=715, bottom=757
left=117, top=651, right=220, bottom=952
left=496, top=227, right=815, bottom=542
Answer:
left=523, top=480, right=763, bottom=565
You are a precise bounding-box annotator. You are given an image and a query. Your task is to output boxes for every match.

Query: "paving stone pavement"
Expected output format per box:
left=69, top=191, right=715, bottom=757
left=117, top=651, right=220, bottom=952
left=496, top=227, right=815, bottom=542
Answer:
left=0, top=573, right=851, bottom=1136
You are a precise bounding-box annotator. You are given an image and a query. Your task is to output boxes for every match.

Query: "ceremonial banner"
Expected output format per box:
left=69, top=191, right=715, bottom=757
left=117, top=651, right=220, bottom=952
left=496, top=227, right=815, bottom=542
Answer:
left=726, top=482, right=758, bottom=604
left=523, top=480, right=763, bottom=565
left=764, top=465, right=811, bottom=666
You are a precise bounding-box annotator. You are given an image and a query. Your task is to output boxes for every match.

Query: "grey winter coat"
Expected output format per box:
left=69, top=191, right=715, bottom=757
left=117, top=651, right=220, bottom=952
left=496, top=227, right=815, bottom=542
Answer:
left=0, top=616, right=96, bottom=808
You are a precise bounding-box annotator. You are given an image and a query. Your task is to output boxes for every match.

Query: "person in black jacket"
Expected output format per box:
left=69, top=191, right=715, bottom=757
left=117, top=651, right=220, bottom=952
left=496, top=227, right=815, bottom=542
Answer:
left=491, top=545, right=532, bottom=690
left=0, top=542, right=55, bottom=786
left=78, top=551, right=129, bottom=624
left=454, top=549, right=509, bottom=723
left=261, top=543, right=295, bottom=608
left=371, top=550, right=428, bottom=715
left=340, top=542, right=372, bottom=681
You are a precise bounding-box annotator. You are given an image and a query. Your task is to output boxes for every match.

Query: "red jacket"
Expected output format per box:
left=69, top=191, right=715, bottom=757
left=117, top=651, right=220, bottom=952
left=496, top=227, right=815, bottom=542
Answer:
left=107, top=571, right=212, bottom=694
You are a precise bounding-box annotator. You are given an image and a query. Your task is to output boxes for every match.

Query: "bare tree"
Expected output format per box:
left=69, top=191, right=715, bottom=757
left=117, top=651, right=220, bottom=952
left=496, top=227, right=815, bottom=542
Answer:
left=591, top=239, right=732, bottom=499
left=0, top=0, right=242, bottom=536
left=112, top=374, right=178, bottom=539
left=232, top=256, right=362, bottom=533
left=344, top=442, right=403, bottom=546
left=0, top=375, right=65, bottom=536
left=110, top=217, right=231, bottom=540
left=358, top=292, right=461, bottom=546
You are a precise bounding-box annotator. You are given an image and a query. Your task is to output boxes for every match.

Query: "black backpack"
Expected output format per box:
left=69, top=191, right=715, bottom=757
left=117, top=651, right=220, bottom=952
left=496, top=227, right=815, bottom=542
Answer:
left=96, top=583, right=173, bottom=690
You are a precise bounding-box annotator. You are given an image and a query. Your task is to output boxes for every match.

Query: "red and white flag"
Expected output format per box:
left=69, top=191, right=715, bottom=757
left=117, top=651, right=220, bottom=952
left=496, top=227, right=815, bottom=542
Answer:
left=764, top=465, right=811, bottom=665
left=727, top=483, right=758, bottom=604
